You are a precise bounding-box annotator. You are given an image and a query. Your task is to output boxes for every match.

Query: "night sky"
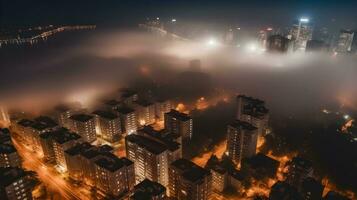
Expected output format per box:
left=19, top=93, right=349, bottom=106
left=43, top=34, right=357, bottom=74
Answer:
left=1, top=0, right=357, bottom=29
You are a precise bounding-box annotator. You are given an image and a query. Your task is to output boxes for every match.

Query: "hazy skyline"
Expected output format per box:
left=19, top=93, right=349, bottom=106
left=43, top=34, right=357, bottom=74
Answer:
left=1, top=29, right=356, bottom=115
left=2, top=0, right=357, bottom=30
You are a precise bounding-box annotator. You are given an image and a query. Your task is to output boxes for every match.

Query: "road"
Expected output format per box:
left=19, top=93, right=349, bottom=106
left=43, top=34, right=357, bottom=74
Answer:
left=13, top=137, right=90, bottom=200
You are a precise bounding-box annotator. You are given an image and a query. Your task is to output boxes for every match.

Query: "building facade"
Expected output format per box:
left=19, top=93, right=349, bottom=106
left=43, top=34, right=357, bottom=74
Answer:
left=236, top=95, right=269, bottom=137
left=125, top=134, right=169, bottom=187
left=115, top=107, right=138, bottom=135
left=226, top=120, right=258, bottom=165
left=164, top=109, right=193, bottom=140
left=69, top=114, right=97, bottom=143
left=0, top=167, right=34, bottom=200
left=93, top=110, right=122, bottom=143
left=168, top=159, right=212, bottom=200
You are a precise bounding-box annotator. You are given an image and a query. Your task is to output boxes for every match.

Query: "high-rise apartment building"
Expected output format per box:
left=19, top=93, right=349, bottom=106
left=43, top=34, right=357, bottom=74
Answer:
left=69, top=114, right=96, bottom=143
left=115, top=107, right=138, bottom=135
left=125, top=134, right=169, bottom=187
left=93, top=110, right=122, bottom=143
left=168, top=159, right=212, bottom=200
left=155, top=100, right=173, bottom=121
left=134, top=100, right=156, bottom=126
left=164, top=109, right=193, bottom=140
left=94, top=155, right=135, bottom=197
left=137, top=125, right=182, bottom=165
left=226, top=120, right=258, bottom=165
left=39, top=128, right=82, bottom=171
left=0, top=167, right=34, bottom=200
left=54, top=103, right=81, bottom=129
left=236, top=95, right=269, bottom=137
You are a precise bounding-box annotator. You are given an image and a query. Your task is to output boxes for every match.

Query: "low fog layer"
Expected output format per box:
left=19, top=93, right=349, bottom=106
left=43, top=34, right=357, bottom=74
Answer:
left=1, top=29, right=356, bottom=114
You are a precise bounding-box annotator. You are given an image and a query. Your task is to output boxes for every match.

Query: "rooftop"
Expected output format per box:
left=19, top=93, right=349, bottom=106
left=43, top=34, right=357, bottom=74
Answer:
left=93, top=110, right=119, bottom=120
left=238, top=95, right=269, bottom=117
left=55, top=104, right=71, bottom=112
left=104, top=99, right=121, bottom=106
left=55, top=103, right=80, bottom=112
left=238, top=95, right=265, bottom=105
left=120, top=89, right=137, bottom=98
left=41, top=128, right=81, bottom=144
left=116, top=106, right=135, bottom=114
left=165, top=109, right=192, bottom=121
left=126, top=134, right=167, bottom=155
left=132, top=179, right=166, bottom=199
left=135, top=99, right=154, bottom=107
left=211, top=164, right=227, bottom=175
left=229, top=169, right=245, bottom=181
left=31, top=116, right=58, bottom=131
left=228, top=120, right=257, bottom=131
left=95, top=155, right=133, bottom=172
left=65, top=142, right=93, bottom=156
left=66, top=143, right=113, bottom=159
left=17, top=119, right=34, bottom=127
left=138, top=126, right=180, bottom=151
left=69, top=114, right=94, bottom=122
left=171, top=159, right=211, bottom=183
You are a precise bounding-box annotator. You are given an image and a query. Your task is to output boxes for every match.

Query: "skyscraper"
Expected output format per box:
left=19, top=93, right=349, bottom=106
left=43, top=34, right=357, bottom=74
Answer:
left=168, top=159, right=212, bottom=200
left=164, top=109, right=193, bottom=140
left=267, top=35, right=290, bottom=53
left=226, top=120, right=258, bottom=165
left=125, top=134, right=169, bottom=187
left=69, top=114, right=97, bottom=143
left=336, top=30, right=357, bottom=53
left=258, top=28, right=274, bottom=50
left=236, top=95, right=269, bottom=137
left=289, top=18, right=313, bottom=52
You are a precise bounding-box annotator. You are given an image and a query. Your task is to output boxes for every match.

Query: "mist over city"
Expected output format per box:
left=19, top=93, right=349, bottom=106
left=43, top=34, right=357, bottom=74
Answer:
left=1, top=1, right=357, bottom=200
